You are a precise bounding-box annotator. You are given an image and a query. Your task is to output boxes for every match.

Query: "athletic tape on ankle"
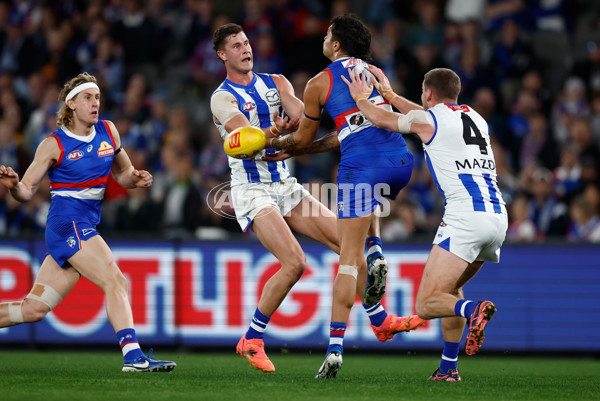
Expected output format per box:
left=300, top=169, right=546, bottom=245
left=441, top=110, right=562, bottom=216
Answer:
left=25, top=283, right=63, bottom=310
left=338, top=265, right=358, bottom=279
left=8, top=301, right=24, bottom=324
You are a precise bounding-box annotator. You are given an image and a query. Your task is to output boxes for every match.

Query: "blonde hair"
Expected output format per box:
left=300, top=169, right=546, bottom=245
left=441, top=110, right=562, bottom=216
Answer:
left=56, top=72, right=98, bottom=129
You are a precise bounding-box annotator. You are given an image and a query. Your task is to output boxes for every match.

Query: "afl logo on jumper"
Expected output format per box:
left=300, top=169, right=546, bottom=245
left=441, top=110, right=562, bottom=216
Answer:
left=242, top=102, right=256, bottom=111
left=67, top=150, right=83, bottom=160
left=97, top=141, right=114, bottom=157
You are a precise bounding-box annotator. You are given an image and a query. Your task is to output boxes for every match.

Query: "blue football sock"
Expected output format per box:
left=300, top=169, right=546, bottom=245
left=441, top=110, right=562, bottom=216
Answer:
left=365, top=236, right=383, bottom=266
left=117, top=328, right=144, bottom=360
left=454, top=299, right=477, bottom=319
left=363, top=302, right=388, bottom=327
left=245, top=308, right=270, bottom=340
left=439, top=341, right=460, bottom=373
left=326, top=322, right=346, bottom=354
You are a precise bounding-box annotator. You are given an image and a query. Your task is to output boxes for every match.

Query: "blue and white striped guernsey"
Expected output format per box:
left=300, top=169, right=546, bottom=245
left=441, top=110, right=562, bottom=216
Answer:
left=211, top=73, right=291, bottom=186
left=424, top=103, right=506, bottom=215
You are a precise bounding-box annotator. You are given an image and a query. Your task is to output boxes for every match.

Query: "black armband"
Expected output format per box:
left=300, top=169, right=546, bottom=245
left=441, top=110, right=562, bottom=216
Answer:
left=114, top=146, right=123, bottom=155
left=304, top=112, right=320, bottom=121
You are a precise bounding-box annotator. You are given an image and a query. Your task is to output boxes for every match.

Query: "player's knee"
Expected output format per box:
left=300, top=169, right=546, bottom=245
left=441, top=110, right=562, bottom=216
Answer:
left=21, top=299, right=51, bottom=323
left=415, top=299, right=429, bottom=319
left=283, top=250, right=307, bottom=280
left=112, top=269, right=130, bottom=295
left=21, top=283, right=62, bottom=323
left=289, top=260, right=307, bottom=283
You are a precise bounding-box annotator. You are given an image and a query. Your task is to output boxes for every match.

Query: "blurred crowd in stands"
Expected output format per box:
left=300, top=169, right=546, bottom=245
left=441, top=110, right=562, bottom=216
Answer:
left=1, top=0, right=600, bottom=243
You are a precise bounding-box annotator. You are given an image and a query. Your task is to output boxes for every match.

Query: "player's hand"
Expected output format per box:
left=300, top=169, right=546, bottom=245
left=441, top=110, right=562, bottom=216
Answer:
left=273, top=111, right=299, bottom=135
left=262, top=149, right=294, bottom=162
left=0, top=165, right=19, bottom=189
left=341, top=67, right=373, bottom=102
left=367, top=65, right=396, bottom=101
left=132, top=169, right=153, bottom=188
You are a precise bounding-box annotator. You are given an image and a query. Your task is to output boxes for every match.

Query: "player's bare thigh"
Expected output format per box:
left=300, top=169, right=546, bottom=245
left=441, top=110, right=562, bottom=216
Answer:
left=252, top=206, right=305, bottom=268
left=417, top=245, right=471, bottom=299
left=67, top=235, right=123, bottom=289
left=34, top=255, right=81, bottom=297
left=337, top=213, right=371, bottom=267
left=285, top=195, right=339, bottom=254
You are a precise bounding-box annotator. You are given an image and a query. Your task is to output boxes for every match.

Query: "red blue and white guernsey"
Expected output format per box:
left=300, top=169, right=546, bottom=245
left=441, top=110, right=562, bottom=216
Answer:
left=211, top=73, right=290, bottom=186
left=323, top=57, right=414, bottom=219
left=322, top=57, right=408, bottom=160
left=47, top=120, right=116, bottom=225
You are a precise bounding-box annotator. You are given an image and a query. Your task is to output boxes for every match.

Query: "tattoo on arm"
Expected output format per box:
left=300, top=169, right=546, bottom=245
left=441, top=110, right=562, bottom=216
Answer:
left=297, top=132, right=339, bottom=155
left=272, top=134, right=298, bottom=150
left=272, top=132, right=339, bottom=156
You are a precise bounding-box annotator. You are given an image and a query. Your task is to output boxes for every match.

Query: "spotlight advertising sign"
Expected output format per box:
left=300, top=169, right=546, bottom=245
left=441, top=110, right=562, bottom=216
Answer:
left=0, top=240, right=598, bottom=352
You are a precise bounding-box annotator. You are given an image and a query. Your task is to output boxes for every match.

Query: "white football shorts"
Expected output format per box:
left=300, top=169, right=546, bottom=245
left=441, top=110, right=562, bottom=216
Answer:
left=230, top=177, right=310, bottom=231
left=432, top=211, right=508, bottom=263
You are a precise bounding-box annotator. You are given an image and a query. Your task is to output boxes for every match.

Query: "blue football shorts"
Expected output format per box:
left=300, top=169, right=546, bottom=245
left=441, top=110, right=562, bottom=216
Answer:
left=336, top=150, right=414, bottom=219
left=45, top=215, right=100, bottom=267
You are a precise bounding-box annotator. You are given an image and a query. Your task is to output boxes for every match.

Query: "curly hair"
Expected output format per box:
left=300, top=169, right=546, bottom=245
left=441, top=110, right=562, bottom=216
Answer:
left=330, top=14, right=371, bottom=61
left=56, top=72, right=98, bottom=129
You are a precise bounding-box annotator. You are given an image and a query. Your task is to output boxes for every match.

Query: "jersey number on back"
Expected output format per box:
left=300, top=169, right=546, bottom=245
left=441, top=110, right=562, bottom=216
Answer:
left=461, top=113, right=487, bottom=155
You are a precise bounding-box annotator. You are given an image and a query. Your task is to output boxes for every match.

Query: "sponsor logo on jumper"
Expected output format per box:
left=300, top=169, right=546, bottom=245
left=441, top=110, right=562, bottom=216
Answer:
left=350, top=114, right=364, bottom=126
left=341, top=58, right=368, bottom=68
left=87, top=144, right=93, bottom=152
left=97, top=141, right=114, bottom=157
left=265, top=89, right=281, bottom=106
left=455, top=158, right=496, bottom=171
left=446, top=104, right=470, bottom=112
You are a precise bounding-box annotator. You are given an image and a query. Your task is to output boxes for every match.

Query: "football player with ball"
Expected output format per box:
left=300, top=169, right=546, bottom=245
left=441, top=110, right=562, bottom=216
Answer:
left=210, top=23, right=421, bottom=374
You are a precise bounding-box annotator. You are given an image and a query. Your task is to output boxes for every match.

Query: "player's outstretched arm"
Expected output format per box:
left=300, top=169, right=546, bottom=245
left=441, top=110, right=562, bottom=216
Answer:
left=107, top=120, right=152, bottom=189
left=272, top=74, right=303, bottom=132
left=262, top=131, right=339, bottom=161
left=0, top=136, right=60, bottom=202
left=341, top=68, right=402, bottom=133
left=269, top=72, right=328, bottom=151
left=367, top=65, right=423, bottom=114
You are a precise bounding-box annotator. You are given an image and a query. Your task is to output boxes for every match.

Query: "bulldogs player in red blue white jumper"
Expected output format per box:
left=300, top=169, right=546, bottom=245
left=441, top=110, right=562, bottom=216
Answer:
left=210, top=23, right=420, bottom=374
left=268, top=15, right=424, bottom=378
left=0, top=72, right=175, bottom=372
left=343, top=66, right=508, bottom=381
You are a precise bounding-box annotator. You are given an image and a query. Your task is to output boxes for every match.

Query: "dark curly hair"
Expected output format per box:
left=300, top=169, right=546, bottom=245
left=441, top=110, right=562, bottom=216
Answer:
left=330, top=14, right=371, bottom=61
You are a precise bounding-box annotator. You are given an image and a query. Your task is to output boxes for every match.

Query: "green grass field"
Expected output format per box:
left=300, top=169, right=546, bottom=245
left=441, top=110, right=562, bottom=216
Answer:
left=0, top=350, right=597, bottom=401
